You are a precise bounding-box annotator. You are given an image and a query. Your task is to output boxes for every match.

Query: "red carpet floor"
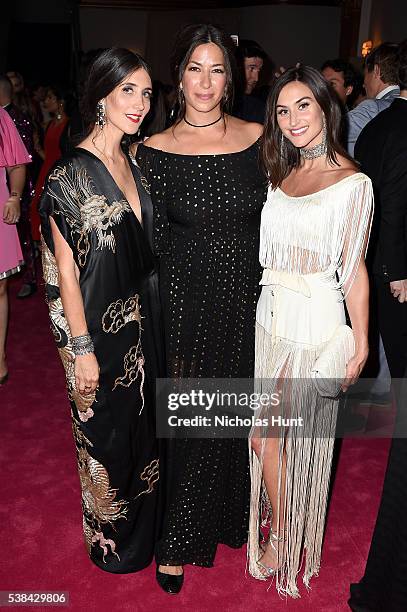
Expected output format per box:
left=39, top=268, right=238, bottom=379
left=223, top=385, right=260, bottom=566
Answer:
left=1, top=278, right=390, bottom=612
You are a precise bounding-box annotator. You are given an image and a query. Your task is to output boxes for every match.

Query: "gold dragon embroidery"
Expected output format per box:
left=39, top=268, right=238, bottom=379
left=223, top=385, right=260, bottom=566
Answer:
left=72, top=417, right=128, bottom=562
left=102, top=295, right=142, bottom=334
left=113, top=343, right=145, bottom=414
left=134, top=459, right=159, bottom=500
left=47, top=165, right=130, bottom=267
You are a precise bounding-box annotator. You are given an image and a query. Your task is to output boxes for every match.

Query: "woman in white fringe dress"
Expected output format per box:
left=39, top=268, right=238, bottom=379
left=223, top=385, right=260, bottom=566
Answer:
left=248, top=66, right=373, bottom=597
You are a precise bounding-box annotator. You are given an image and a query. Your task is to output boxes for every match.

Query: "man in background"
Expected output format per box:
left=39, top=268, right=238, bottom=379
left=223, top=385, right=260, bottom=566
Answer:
left=349, top=40, right=407, bottom=612
left=347, top=42, right=399, bottom=156
left=233, top=39, right=268, bottom=123
left=355, top=45, right=407, bottom=380
left=321, top=58, right=357, bottom=107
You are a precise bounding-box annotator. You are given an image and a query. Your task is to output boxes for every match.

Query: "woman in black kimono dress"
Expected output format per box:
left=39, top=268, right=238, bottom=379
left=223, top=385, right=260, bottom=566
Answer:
left=39, top=48, right=163, bottom=573
left=136, top=25, right=266, bottom=593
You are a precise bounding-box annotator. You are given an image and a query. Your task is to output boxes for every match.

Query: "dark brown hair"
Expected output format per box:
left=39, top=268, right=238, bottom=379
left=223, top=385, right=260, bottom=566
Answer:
left=170, top=23, right=237, bottom=122
left=80, top=47, right=151, bottom=137
left=261, top=64, right=355, bottom=188
left=365, top=42, right=399, bottom=84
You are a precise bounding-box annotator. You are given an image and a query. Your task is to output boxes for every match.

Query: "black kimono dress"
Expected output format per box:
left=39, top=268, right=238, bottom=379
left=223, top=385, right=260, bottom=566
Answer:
left=39, top=148, right=164, bottom=573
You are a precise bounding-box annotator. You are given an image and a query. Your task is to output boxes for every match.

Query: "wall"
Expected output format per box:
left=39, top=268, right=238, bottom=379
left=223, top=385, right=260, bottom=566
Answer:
left=80, top=8, right=148, bottom=55
left=368, top=0, right=407, bottom=46
left=3, top=0, right=71, bottom=73
left=12, top=0, right=71, bottom=23
left=236, top=4, right=341, bottom=70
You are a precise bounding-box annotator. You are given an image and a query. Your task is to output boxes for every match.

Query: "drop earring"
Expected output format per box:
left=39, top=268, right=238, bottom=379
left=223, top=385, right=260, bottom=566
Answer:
left=96, top=100, right=106, bottom=128
left=280, top=132, right=286, bottom=158
left=178, top=85, right=184, bottom=105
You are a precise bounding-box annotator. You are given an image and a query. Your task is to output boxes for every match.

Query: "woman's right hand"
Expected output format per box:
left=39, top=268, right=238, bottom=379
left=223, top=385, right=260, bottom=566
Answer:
left=3, top=197, right=21, bottom=224
left=75, top=353, right=100, bottom=394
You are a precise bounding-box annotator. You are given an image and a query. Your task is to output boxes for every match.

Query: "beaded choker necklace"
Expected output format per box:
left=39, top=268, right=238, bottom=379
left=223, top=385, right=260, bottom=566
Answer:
left=299, top=140, right=327, bottom=160
left=184, top=115, right=223, bottom=128
left=300, top=121, right=327, bottom=160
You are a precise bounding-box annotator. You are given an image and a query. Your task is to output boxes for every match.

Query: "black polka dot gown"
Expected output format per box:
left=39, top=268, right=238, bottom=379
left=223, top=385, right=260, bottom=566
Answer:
left=136, top=141, right=266, bottom=567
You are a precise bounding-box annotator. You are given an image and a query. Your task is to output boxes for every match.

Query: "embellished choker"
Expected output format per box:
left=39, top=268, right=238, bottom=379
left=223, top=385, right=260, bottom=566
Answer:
left=299, top=140, right=327, bottom=160
left=300, top=120, right=327, bottom=160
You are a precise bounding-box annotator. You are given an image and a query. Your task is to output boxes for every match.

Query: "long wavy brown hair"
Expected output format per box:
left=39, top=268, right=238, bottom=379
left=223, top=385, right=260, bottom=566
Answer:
left=261, top=65, right=356, bottom=188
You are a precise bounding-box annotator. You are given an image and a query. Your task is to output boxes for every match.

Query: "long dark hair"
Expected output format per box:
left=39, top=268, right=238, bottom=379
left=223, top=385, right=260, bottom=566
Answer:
left=261, top=65, right=356, bottom=188
left=170, top=23, right=237, bottom=123
left=138, top=80, right=169, bottom=138
left=80, top=47, right=151, bottom=138
left=45, top=84, right=75, bottom=117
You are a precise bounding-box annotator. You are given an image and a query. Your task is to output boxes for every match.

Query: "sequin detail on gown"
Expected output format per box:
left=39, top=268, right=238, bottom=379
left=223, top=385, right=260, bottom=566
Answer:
left=137, top=141, right=266, bottom=567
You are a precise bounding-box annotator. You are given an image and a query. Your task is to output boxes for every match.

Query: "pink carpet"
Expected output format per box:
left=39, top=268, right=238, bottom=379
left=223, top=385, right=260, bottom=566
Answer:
left=1, top=279, right=390, bottom=612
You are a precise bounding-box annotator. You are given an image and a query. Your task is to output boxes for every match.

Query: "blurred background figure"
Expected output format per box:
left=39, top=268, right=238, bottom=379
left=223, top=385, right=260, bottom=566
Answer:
left=31, top=82, right=52, bottom=125
left=0, top=106, right=31, bottom=384
left=349, top=70, right=367, bottom=108
left=233, top=39, right=271, bottom=123
left=346, top=43, right=400, bottom=403
left=321, top=58, right=357, bottom=108
left=0, top=74, right=37, bottom=298
left=240, top=39, right=265, bottom=95
left=30, top=84, right=69, bottom=243
left=347, top=42, right=400, bottom=156
left=6, top=70, right=42, bottom=129
left=350, top=39, right=407, bottom=612
left=355, top=41, right=407, bottom=381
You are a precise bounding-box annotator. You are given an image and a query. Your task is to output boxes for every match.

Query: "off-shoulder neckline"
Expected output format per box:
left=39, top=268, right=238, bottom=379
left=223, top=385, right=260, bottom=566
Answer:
left=138, top=138, right=260, bottom=158
left=275, top=172, right=367, bottom=199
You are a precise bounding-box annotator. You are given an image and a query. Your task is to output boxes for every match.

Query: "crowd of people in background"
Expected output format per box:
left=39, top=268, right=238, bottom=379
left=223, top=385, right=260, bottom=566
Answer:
left=0, top=37, right=399, bottom=364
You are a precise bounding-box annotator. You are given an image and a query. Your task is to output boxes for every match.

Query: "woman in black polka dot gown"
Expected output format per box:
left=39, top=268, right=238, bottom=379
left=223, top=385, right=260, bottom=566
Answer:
left=135, top=24, right=266, bottom=590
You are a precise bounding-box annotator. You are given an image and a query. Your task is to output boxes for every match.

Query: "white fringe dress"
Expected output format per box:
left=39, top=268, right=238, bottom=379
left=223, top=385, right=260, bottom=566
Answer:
left=248, top=172, right=373, bottom=597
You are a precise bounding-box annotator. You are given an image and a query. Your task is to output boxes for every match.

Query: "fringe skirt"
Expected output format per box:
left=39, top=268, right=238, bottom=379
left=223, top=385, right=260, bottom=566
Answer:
left=248, top=269, right=345, bottom=597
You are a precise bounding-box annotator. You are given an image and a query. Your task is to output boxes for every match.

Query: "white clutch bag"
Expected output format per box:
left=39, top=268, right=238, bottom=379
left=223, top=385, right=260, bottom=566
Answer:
left=311, top=325, right=355, bottom=398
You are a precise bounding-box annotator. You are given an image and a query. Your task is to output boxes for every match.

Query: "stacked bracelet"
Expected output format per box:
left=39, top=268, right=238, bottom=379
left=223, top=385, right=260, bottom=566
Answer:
left=71, top=334, right=94, bottom=356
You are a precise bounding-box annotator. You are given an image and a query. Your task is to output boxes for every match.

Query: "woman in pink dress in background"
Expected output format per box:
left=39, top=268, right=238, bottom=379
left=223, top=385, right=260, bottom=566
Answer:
left=0, top=106, right=31, bottom=384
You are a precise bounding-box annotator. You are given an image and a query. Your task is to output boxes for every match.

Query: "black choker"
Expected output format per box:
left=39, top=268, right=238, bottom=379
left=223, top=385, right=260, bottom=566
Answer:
left=184, top=115, right=223, bottom=128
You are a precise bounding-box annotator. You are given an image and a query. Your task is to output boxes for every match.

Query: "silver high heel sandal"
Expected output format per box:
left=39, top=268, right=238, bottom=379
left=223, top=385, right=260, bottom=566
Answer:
left=257, top=531, right=286, bottom=577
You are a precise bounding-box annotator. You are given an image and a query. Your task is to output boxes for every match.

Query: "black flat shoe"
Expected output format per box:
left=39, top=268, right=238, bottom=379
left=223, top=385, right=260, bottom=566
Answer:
left=0, top=372, right=9, bottom=385
left=156, top=565, right=184, bottom=595
left=17, top=282, right=37, bottom=299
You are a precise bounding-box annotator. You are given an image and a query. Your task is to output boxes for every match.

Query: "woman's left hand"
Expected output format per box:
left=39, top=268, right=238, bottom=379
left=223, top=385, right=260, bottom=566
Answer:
left=342, top=349, right=369, bottom=392
left=3, top=197, right=21, bottom=224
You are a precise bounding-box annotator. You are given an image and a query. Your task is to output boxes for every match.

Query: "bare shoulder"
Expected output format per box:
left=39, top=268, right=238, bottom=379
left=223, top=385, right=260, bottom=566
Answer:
left=331, top=155, right=359, bottom=180
left=227, top=115, right=263, bottom=142
left=143, top=128, right=174, bottom=150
